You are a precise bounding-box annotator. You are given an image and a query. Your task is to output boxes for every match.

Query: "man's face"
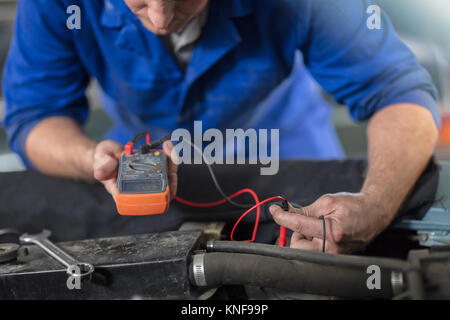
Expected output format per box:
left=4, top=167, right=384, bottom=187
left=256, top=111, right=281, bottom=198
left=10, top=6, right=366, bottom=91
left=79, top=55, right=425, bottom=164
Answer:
left=124, top=0, right=209, bottom=35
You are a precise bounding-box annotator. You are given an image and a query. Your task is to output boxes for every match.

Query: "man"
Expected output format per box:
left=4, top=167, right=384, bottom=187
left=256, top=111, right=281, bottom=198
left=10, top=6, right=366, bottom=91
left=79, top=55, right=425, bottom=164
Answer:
left=2, top=0, right=440, bottom=253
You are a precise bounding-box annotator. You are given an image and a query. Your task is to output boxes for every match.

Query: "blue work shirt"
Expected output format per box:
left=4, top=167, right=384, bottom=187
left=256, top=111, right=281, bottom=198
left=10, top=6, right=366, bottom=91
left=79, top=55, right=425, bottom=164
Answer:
left=2, top=0, right=440, bottom=167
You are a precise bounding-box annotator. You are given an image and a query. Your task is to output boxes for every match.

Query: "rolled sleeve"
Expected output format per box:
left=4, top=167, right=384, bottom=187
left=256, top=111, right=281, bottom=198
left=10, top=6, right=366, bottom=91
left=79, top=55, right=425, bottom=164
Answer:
left=298, top=0, right=440, bottom=128
left=2, top=0, right=90, bottom=167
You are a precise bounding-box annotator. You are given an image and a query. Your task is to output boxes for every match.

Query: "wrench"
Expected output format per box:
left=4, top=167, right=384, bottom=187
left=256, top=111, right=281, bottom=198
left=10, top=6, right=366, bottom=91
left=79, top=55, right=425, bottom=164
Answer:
left=19, top=229, right=94, bottom=279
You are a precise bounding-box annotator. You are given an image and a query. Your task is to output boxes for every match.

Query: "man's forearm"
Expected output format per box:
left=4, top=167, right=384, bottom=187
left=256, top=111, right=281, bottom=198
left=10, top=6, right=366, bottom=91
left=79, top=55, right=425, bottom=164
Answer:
left=269, top=103, right=439, bottom=254
left=362, top=103, right=439, bottom=224
left=25, top=116, right=98, bottom=181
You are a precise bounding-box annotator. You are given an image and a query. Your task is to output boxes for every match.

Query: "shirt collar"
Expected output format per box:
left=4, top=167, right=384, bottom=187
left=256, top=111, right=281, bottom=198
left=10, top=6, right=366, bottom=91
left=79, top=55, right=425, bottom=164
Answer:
left=170, top=6, right=209, bottom=52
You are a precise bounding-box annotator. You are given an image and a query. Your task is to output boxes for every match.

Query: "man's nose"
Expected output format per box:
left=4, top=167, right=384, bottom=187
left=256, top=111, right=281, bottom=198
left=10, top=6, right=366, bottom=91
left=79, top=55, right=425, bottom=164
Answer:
left=147, top=1, right=175, bottom=29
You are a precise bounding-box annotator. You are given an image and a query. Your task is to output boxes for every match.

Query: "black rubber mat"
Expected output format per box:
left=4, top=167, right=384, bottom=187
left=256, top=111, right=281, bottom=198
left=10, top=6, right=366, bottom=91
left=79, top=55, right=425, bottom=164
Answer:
left=0, top=158, right=439, bottom=244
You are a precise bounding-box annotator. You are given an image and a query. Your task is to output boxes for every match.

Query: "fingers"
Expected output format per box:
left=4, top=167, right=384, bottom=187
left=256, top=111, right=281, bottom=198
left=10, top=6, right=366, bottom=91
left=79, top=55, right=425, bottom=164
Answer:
left=94, top=154, right=119, bottom=181
left=93, top=141, right=123, bottom=182
left=162, top=141, right=179, bottom=174
left=162, top=141, right=178, bottom=199
left=290, top=231, right=326, bottom=252
left=290, top=232, right=305, bottom=243
left=272, top=194, right=372, bottom=254
left=290, top=236, right=361, bottom=254
left=102, top=179, right=117, bottom=199
left=93, top=141, right=123, bottom=198
left=270, top=205, right=329, bottom=239
left=290, top=237, right=323, bottom=251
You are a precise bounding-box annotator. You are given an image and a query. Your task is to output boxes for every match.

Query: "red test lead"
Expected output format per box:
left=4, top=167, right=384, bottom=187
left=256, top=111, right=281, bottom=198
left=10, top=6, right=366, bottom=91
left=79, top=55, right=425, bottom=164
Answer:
left=174, top=193, right=288, bottom=246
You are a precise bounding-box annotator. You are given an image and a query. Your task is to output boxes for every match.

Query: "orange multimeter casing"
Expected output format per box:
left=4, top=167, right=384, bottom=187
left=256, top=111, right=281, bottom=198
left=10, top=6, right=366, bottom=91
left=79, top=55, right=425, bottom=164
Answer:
left=115, top=149, right=170, bottom=216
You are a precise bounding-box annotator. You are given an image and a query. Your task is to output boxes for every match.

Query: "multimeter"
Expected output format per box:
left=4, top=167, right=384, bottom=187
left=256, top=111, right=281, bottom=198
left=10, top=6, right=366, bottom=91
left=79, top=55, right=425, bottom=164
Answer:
left=115, top=134, right=171, bottom=216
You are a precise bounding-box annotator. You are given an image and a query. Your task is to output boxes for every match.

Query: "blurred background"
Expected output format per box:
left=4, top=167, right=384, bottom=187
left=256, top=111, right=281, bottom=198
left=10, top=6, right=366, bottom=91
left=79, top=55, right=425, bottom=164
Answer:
left=0, top=0, right=449, bottom=171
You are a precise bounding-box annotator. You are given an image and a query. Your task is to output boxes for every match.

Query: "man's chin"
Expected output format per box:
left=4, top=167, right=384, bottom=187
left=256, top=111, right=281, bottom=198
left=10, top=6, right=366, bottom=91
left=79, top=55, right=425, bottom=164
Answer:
left=142, top=21, right=184, bottom=35
left=150, top=28, right=176, bottom=36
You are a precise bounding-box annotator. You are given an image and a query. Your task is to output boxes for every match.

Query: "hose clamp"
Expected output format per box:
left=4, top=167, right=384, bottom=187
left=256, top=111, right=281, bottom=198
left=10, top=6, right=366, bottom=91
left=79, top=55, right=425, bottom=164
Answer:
left=391, top=271, right=404, bottom=296
left=206, top=241, right=214, bottom=252
left=192, top=254, right=207, bottom=287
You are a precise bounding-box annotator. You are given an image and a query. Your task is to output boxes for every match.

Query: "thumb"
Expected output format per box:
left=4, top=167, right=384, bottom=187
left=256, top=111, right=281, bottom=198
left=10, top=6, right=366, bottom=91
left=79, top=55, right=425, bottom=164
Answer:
left=93, top=140, right=123, bottom=181
left=94, top=153, right=119, bottom=181
left=162, top=140, right=180, bottom=170
left=162, top=140, right=178, bottom=199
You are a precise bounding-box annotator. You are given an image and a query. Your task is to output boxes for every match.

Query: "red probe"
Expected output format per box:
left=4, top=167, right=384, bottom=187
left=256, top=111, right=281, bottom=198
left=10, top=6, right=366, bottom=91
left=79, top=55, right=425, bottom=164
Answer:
left=174, top=191, right=288, bottom=246
left=125, top=133, right=152, bottom=155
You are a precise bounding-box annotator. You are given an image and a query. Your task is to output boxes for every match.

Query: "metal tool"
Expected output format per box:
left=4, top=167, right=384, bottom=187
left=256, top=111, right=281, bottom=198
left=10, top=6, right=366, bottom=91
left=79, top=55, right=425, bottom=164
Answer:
left=1, top=230, right=203, bottom=299
left=19, top=230, right=94, bottom=279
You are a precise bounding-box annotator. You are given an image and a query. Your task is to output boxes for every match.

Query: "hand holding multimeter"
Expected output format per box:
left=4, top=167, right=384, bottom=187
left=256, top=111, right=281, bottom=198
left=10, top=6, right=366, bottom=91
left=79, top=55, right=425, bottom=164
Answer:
left=115, top=133, right=174, bottom=216
left=94, top=132, right=289, bottom=246
left=92, top=133, right=176, bottom=216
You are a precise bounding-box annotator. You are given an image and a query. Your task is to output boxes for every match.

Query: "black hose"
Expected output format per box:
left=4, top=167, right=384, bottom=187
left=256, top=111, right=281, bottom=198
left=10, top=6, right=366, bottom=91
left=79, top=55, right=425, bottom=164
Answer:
left=207, top=240, right=410, bottom=272
left=190, top=252, right=394, bottom=299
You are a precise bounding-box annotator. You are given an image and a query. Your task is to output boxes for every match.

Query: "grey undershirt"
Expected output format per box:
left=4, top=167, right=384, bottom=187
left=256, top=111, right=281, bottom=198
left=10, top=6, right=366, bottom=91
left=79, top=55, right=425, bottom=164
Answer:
left=160, top=8, right=208, bottom=72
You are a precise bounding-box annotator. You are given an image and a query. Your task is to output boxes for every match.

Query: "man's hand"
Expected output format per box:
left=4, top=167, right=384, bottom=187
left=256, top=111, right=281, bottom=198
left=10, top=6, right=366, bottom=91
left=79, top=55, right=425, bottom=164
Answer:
left=93, top=140, right=178, bottom=199
left=270, top=103, right=438, bottom=254
left=270, top=192, right=394, bottom=254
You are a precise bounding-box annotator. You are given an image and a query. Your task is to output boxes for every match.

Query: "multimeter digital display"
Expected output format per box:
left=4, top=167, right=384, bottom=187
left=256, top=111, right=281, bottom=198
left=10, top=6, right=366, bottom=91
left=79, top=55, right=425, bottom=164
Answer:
left=115, top=149, right=170, bottom=216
